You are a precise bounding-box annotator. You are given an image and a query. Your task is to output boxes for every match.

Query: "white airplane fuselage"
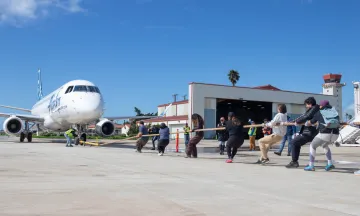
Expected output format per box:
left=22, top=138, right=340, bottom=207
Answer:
left=31, top=80, right=104, bottom=131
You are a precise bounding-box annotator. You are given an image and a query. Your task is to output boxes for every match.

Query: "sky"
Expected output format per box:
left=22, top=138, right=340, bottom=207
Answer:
left=0, top=0, right=359, bottom=128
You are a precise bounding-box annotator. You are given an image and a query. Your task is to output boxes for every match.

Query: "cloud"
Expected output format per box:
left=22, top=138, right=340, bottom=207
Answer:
left=0, top=0, right=85, bottom=26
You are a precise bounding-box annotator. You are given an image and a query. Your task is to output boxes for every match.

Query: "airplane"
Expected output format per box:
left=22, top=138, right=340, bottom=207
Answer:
left=0, top=70, right=172, bottom=145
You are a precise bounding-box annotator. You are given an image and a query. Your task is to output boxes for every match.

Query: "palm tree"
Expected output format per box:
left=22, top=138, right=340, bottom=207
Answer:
left=228, top=69, right=240, bottom=86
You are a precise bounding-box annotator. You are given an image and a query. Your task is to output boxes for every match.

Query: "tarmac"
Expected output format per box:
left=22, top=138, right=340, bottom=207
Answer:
left=0, top=135, right=360, bottom=216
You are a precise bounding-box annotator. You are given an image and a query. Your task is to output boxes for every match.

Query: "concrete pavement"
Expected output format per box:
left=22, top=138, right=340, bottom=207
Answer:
left=0, top=136, right=360, bottom=215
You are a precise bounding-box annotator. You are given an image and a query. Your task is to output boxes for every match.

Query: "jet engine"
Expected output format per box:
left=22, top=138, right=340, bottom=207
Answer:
left=95, top=119, right=115, bottom=136
left=3, top=116, right=24, bottom=135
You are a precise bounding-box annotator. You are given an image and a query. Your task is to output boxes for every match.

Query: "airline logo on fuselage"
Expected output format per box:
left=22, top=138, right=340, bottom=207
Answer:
left=48, top=91, right=61, bottom=112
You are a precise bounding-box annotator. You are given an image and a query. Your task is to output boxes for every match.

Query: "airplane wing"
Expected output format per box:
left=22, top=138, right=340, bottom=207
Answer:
left=0, top=112, right=44, bottom=122
left=0, top=105, right=31, bottom=112
left=104, top=116, right=161, bottom=121
left=104, top=103, right=173, bottom=121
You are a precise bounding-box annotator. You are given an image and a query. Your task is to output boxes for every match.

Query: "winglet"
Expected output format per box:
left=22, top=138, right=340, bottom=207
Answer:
left=0, top=105, right=31, bottom=112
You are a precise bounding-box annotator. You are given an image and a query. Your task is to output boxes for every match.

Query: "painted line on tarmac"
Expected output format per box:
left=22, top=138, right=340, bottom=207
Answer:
left=334, top=160, right=360, bottom=165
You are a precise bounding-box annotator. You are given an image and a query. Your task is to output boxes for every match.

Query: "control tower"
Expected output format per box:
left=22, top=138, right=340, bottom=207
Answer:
left=322, top=73, right=345, bottom=120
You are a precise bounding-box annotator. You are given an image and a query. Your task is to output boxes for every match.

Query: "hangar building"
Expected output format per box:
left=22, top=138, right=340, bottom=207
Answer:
left=143, top=74, right=345, bottom=140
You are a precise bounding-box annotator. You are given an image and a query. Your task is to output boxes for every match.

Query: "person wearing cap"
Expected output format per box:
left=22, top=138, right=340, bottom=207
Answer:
left=216, top=117, right=228, bottom=155
left=248, top=121, right=257, bottom=151
left=286, top=97, right=320, bottom=168
left=135, top=121, right=149, bottom=153
left=255, top=104, right=288, bottom=164
left=157, top=123, right=170, bottom=156
left=225, top=112, right=244, bottom=163
left=303, top=100, right=340, bottom=171
left=185, top=113, right=204, bottom=158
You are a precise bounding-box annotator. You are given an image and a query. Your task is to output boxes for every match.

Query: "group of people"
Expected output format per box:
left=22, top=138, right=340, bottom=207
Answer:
left=214, top=97, right=344, bottom=171
left=62, top=95, right=359, bottom=175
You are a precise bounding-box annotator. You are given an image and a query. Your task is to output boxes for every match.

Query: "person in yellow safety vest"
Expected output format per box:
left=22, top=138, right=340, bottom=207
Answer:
left=248, top=121, right=257, bottom=151
left=64, top=128, right=77, bottom=147
left=183, top=123, right=191, bottom=148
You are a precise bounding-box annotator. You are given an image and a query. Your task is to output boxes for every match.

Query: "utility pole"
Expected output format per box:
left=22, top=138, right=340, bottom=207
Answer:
left=172, top=94, right=178, bottom=102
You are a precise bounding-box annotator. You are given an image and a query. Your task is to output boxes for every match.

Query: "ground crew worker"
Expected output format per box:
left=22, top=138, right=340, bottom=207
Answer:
left=248, top=121, right=256, bottom=151
left=216, top=117, right=228, bottom=155
left=135, top=121, right=149, bottom=153
left=157, top=123, right=170, bottom=156
left=183, top=123, right=191, bottom=148
left=185, top=113, right=204, bottom=158
left=225, top=112, right=244, bottom=163
left=64, top=128, right=77, bottom=147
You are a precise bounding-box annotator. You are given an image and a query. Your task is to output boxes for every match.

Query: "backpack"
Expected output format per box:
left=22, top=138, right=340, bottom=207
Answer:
left=319, top=107, right=340, bottom=129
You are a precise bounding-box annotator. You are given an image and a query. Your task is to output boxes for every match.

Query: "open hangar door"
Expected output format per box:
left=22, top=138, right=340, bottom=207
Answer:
left=216, top=98, right=272, bottom=139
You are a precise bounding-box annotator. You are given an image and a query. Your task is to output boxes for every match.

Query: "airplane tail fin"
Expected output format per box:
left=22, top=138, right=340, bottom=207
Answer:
left=37, top=68, right=43, bottom=101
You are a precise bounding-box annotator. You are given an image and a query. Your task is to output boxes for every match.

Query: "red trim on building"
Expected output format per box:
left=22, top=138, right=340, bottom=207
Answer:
left=188, top=82, right=332, bottom=96
left=158, top=100, right=188, bottom=107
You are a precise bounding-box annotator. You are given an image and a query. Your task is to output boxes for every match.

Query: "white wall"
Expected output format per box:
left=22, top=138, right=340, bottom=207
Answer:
left=158, top=103, right=188, bottom=116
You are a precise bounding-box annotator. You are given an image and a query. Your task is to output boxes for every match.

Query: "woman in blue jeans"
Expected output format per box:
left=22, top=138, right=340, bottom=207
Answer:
left=274, top=116, right=296, bottom=156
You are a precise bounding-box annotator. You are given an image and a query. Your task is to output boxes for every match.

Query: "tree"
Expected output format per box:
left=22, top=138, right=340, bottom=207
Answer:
left=127, top=107, right=158, bottom=136
left=228, top=69, right=240, bottom=86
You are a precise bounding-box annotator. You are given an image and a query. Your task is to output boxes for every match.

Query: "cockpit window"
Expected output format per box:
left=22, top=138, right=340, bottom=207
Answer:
left=87, top=86, right=96, bottom=92
left=65, top=86, right=73, bottom=94
left=94, top=87, right=100, bottom=93
left=71, top=85, right=100, bottom=93
left=73, top=85, right=88, bottom=92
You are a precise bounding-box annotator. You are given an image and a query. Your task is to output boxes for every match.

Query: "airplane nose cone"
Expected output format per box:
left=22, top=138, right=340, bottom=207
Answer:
left=77, top=94, right=103, bottom=119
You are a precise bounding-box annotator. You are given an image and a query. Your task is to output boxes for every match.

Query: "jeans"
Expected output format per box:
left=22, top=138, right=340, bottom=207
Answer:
left=291, top=134, right=314, bottom=162
left=64, top=134, right=71, bottom=145
left=277, top=134, right=293, bottom=154
left=184, top=134, right=190, bottom=146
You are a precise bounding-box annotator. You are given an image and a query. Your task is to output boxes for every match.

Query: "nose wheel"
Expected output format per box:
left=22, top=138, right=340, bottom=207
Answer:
left=19, top=121, right=33, bottom=143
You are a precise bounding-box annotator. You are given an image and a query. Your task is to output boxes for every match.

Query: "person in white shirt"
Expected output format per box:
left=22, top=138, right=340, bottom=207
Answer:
left=255, top=104, right=288, bottom=164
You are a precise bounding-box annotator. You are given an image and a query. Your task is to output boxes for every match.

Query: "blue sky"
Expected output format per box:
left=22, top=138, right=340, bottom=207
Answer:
left=0, top=0, right=359, bottom=128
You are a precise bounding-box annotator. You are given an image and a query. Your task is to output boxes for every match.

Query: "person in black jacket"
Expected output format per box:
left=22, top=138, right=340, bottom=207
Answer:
left=286, top=97, right=320, bottom=168
left=225, top=112, right=244, bottom=163
left=303, top=100, right=339, bottom=171
left=217, top=117, right=228, bottom=155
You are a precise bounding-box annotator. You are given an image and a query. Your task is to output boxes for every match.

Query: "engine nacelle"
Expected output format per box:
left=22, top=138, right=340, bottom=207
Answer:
left=3, top=116, right=24, bottom=135
left=95, top=119, right=115, bottom=136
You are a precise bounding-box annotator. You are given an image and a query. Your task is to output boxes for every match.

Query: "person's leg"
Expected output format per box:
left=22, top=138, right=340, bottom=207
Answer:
left=275, top=135, right=287, bottom=155
left=323, top=134, right=339, bottom=171
left=64, top=134, right=69, bottom=146
left=304, top=136, right=324, bottom=171
left=186, top=136, right=200, bottom=158
left=287, top=135, right=293, bottom=156
left=286, top=134, right=313, bottom=168
left=135, top=139, right=143, bottom=152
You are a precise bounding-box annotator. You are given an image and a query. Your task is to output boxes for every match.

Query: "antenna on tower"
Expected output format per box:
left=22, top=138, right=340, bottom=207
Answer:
left=37, top=68, right=43, bottom=100
left=172, top=94, right=178, bottom=102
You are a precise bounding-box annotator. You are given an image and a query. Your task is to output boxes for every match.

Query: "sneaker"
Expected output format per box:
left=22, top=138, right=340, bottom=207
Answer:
left=151, top=147, right=155, bottom=150
left=304, top=165, right=315, bottom=171
left=325, top=164, right=335, bottom=171
left=158, top=153, right=163, bottom=156
left=274, top=152, right=281, bottom=156
left=287, top=153, right=291, bottom=156
left=285, top=161, right=299, bottom=168
left=262, top=158, right=270, bottom=164
left=255, top=159, right=263, bottom=164
left=135, top=149, right=142, bottom=153
left=354, top=170, right=360, bottom=175
left=69, top=145, right=73, bottom=147
left=226, top=159, right=232, bottom=163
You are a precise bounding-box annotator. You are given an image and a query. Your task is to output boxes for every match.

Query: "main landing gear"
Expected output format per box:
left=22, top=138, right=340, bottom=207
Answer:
left=20, top=121, right=33, bottom=143
left=74, top=124, right=87, bottom=146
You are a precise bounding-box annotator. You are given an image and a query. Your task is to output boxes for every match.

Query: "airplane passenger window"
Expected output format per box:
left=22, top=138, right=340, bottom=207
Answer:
left=73, top=85, right=88, bottom=92
left=65, top=86, right=73, bottom=94
left=87, top=86, right=96, bottom=92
